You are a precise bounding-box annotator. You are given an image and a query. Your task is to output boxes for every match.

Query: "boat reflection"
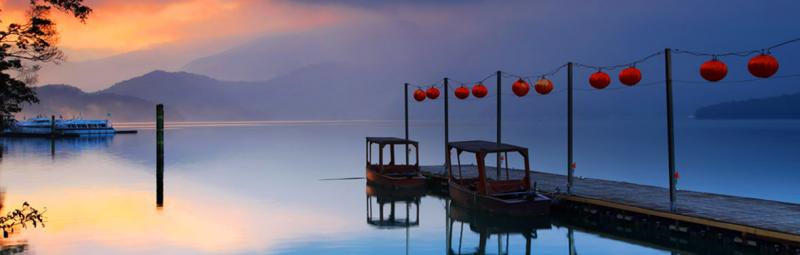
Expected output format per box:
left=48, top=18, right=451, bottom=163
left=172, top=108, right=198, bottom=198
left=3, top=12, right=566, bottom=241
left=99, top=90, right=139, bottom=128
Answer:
left=1, top=135, right=114, bottom=158
left=365, top=183, right=424, bottom=229
left=365, top=183, right=425, bottom=255
left=446, top=200, right=551, bottom=255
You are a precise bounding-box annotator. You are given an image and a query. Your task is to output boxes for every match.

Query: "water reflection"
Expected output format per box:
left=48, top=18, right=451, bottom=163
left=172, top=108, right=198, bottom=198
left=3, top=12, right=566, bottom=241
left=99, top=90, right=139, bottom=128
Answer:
left=365, top=183, right=424, bottom=255
left=1, top=135, right=113, bottom=158
left=365, top=184, right=422, bottom=229
left=0, top=122, right=795, bottom=254
left=446, top=200, right=550, bottom=255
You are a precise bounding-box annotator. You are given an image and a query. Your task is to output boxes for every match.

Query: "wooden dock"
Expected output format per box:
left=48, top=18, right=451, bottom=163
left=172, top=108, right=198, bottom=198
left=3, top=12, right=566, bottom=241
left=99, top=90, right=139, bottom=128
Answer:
left=421, top=165, right=800, bottom=246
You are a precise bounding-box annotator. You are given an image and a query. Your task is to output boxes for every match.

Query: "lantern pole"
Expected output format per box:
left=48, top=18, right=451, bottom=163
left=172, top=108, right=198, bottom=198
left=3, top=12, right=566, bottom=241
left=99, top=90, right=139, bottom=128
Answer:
left=496, top=70, right=502, bottom=179
left=444, top=78, right=450, bottom=168
left=404, top=83, right=410, bottom=165
left=664, top=48, right=677, bottom=212
left=567, top=62, right=574, bottom=195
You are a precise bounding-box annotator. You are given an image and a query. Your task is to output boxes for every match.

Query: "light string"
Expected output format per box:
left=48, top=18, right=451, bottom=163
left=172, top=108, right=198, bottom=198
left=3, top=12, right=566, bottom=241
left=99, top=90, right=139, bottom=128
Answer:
left=407, top=37, right=800, bottom=97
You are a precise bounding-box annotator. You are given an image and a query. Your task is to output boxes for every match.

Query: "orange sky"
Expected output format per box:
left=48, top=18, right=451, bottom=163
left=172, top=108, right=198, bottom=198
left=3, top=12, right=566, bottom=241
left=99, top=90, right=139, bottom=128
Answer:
left=0, top=0, right=353, bottom=61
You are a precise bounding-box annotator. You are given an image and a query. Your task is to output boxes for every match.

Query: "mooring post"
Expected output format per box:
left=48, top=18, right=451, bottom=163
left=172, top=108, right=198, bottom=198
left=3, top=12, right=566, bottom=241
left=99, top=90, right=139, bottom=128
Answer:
left=50, top=115, right=55, bottom=138
left=156, top=104, right=164, bottom=207
left=444, top=78, right=450, bottom=170
left=567, top=62, right=574, bottom=194
left=404, top=83, right=410, bottom=165
left=664, top=48, right=677, bottom=212
left=496, top=70, right=502, bottom=178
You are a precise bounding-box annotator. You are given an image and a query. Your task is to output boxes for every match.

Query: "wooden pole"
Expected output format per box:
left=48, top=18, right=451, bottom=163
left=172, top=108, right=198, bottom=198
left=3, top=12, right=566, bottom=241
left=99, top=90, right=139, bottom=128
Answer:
left=567, top=62, right=574, bottom=194
left=665, top=48, right=677, bottom=212
left=444, top=78, right=449, bottom=168
left=404, top=83, right=409, bottom=165
left=50, top=115, right=55, bottom=138
left=496, top=70, right=502, bottom=178
left=156, top=104, right=164, bottom=207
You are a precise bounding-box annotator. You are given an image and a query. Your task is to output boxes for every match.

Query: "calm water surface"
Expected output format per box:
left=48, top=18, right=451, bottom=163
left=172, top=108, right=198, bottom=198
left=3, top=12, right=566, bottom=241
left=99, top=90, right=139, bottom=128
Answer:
left=0, top=119, right=797, bottom=254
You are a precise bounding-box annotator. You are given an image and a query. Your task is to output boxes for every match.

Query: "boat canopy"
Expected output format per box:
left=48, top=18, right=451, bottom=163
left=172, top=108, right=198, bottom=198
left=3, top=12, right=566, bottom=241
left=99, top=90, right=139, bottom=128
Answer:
left=365, top=137, right=418, bottom=146
left=448, top=140, right=527, bottom=154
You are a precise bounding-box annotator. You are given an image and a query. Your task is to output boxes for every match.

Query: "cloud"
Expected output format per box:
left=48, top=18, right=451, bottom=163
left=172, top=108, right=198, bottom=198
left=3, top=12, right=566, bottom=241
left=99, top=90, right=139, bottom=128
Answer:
left=1, top=0, right=354, bottom=59
left=287, top=0, right=484, bottom=9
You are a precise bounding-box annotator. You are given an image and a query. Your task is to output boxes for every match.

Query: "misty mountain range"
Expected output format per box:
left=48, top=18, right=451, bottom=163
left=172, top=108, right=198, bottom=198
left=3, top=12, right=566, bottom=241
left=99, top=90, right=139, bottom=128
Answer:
left=21, top=20, right=800, bottom=122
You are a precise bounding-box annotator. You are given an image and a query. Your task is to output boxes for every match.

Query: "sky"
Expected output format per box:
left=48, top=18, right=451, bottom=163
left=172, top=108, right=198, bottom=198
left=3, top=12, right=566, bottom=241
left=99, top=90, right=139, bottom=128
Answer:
left=1, top=0, right=799, bottom=91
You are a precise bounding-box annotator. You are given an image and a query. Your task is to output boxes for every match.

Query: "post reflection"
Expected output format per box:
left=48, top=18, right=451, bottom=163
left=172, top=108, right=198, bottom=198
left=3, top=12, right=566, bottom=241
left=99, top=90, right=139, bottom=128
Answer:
left=446, top=200, right=551, bottom=255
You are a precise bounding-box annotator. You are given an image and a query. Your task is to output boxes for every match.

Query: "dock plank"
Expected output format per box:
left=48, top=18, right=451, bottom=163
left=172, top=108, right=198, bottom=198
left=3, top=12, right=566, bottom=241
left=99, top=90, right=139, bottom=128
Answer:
left=421, top=165, right=800, bottom=240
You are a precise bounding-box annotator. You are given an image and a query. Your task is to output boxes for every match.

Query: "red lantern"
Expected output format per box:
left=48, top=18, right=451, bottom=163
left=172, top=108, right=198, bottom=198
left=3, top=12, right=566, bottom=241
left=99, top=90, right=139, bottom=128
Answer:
left=512, top=79, right=530, bottom=97
left=426, top=87, right=440, bottom=99
left=618, top=67, right=642, bottom=86
left=413, top=89, right=426, bottom=102
left=748, top=54, right=779, bottom=78
left=700, top=59, right=728, bottom=82
left=455, top=86, right=470, bottom=99
left=534, top=78, right=553, bottom=95
left=472, top=83, right=488, bottom=98
left=589, top=71, right=611, bottom=89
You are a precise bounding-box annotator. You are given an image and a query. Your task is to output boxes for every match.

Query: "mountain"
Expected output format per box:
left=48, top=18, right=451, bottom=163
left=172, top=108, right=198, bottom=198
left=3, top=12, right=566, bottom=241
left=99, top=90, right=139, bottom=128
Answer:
left=98, top=68, right=399, bottom=121
left=100, top=71, right=265, bottom=120
left=695, top=93, right=800, bottom=119
left=17, top=85, right=185, bottom=122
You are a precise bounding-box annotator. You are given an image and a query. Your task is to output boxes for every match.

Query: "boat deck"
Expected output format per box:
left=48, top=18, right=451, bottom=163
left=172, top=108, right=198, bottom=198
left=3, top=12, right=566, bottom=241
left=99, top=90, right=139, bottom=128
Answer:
left=421, top=165, right=800, bottom=243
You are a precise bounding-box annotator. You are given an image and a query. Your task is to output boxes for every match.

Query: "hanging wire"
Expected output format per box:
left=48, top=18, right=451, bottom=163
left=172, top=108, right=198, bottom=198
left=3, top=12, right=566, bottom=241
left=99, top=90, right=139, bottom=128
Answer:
left=501, top=63, right=570, bottom=81
left=573, top=80, right=666, bottom=92
left=674, top=73, right=800, bottom=85
left=446, top=71, right=498, bottom=88
left=767, top=37, right=800, bottom=51
left=412, top=80, right=442, bottom=90
left=673, top=48, right=759, bottom=58
left=574, top=50, right=663, bottom=71
left=674, top=37, right=800, bottom=57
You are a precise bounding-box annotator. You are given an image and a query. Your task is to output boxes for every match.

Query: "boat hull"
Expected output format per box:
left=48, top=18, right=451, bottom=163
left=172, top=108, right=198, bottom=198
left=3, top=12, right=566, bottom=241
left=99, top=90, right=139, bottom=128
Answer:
left=60, top=128, right=116, bottom=135
left=448, top=180, right=550, bottom=217
left=365, top=165, right=426, bottom=190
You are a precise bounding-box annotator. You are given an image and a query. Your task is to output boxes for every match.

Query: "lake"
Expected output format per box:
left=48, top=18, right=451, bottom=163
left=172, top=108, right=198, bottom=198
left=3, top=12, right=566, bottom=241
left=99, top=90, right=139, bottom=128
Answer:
left=0, top=119, right=797, bottom=254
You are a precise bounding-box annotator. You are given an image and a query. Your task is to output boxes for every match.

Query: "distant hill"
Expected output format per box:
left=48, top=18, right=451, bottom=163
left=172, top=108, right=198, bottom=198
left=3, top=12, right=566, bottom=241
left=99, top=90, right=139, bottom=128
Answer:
left=695, top=93, right=800, bottom=119
left=99, top=68, right=397, bottom=121
left=18, top=85, right=185, bottom=122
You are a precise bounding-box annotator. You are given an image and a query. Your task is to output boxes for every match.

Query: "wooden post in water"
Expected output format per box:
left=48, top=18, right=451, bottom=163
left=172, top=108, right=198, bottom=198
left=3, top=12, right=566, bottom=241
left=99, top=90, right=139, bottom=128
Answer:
left=404, top=83, right=410, bottom=165
left=50, top=115, right=56, bottom=156
left=50, top=115, right=55, bottom=138
left=444, top=78, right=450, bottom=169
left=567, top=62, right=574, bottom=194
left=496, top=71, right=502, bottom=178
left=156, top=104, right=164, bottom=207
left=664, top=48, right=677, bottom=212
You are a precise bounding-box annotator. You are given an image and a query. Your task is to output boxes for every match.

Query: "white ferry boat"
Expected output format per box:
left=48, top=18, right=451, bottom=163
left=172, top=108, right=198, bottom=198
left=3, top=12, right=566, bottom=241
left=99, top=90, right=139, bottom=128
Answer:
left=5, top=117, right=116, bottom=136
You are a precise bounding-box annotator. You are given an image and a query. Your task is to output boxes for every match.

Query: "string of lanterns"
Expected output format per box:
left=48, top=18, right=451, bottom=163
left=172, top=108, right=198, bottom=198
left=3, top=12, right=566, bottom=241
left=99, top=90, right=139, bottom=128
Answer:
left=410, top=37, right=797, bottom=101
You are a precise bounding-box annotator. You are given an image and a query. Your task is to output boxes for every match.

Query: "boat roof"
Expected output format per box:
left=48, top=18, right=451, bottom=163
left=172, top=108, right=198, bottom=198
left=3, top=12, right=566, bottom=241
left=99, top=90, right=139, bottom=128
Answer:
left=366, top=137, right=418, bottom=145
left=448, top=140, right=527, bottom=153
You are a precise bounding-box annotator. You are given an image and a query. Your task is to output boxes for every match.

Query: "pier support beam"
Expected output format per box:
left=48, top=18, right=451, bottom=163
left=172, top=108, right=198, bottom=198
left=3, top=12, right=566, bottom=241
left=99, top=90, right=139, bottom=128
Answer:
left=664, top=48, right=677, bottom=212
left=444, top=78, right=450, bottom=170
left=156, top=104, right=165, bottom=207
left=404, top=83, right=410, bottom=165
left=567, top=62, right=574, bottom=194
left=496, top=70, right=502, bottom=178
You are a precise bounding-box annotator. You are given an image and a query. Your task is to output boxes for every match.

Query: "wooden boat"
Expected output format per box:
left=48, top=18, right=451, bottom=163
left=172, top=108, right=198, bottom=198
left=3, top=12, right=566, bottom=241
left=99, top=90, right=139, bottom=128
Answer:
left=365, top=137, right=426, bottom=190
left=447, top=140, right=550, bottom=216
